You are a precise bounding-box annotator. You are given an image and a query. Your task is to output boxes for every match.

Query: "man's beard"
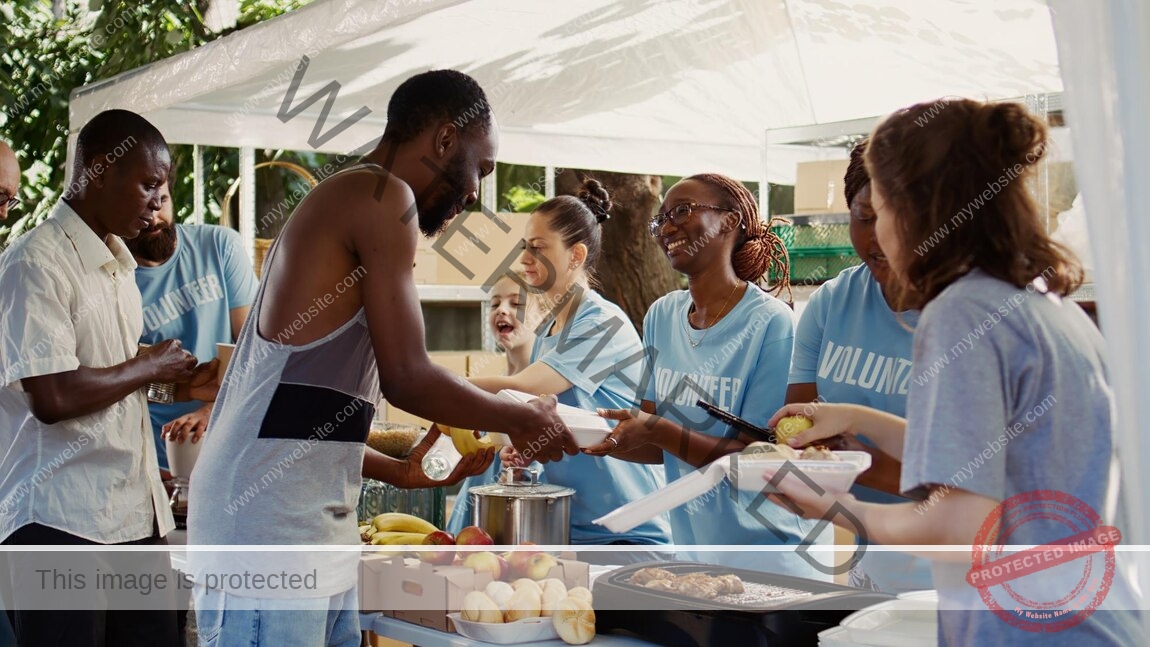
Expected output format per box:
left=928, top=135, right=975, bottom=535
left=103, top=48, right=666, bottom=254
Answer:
left=418, top=154, right=470, bottom=237
left=125, top=221, right=178, bottom=263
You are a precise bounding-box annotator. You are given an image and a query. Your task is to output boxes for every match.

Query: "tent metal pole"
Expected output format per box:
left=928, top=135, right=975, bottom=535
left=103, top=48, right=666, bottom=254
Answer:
left=545, top=166, right=556, bottom=198
left=192, top=144, right=205, bottom=225
left=239, top=147, right=256, bottom=265
left=760, top=130, right=770, bottom=219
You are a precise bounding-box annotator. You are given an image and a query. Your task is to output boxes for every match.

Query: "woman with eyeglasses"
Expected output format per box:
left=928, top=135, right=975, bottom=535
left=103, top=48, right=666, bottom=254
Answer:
left=586, top=174, right=833, bottom=579
left=469, top=178, right=672, bottom=559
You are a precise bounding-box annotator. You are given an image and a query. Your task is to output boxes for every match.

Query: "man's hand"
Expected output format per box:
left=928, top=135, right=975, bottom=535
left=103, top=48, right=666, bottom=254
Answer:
left=403, top=426, right=496, bottom=488
left=162, top=403, right=213, bottom=444
left=504, top=395, right=578, bottom=464
left=584, top=408, right=656, bottom=456
left=139, top=340, right=197, bottom=383
left=187, top=359, right=220, bottom=400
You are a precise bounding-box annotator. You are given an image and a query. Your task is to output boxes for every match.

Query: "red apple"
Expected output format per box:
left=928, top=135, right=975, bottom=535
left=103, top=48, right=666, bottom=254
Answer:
left=462, top=551, right=502, bottom=581
left=524, top=553, right=559, bottom=581
left=457, top=526, right=494, bottom=546
left=507, top=547, right=541, bottom=579
left=496, top=554, right=511, bottom=581
left=417, top=530, right=456, bottom=565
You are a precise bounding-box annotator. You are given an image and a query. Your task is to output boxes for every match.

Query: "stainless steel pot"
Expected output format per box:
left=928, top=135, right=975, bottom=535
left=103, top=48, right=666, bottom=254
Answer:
left=470, top=467, right=574, bottom=545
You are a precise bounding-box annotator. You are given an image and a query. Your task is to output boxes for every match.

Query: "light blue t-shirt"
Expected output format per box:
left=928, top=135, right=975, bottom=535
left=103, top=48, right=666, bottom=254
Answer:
left=531, top=289, right=671, bottom=545
left=902, top=270, right=1141, bottom=647
left=135, top=224, right=258, bottom=470
left=641, top=284, right=832, bottom=579
left=790, top=264, right=932, bottom=592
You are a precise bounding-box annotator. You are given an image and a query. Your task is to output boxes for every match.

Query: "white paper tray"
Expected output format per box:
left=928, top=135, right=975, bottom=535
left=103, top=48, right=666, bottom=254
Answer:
left=594, top=450, right=871, bottom=533
left=496, top=389, right=611, bottom=448
left=829, top=592, right=939, bottom=647
left=447, top=612, right=559, bottom=644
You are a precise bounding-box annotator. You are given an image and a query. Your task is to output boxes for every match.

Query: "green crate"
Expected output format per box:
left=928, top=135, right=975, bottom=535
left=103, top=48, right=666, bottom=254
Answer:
left=772, top=222, right=853, bottom=253
left=789, top=254, right=862, bottom=284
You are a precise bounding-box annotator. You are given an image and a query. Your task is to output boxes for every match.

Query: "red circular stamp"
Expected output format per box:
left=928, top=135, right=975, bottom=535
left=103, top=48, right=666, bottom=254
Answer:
left=966, top=489, right=1121, bottom=633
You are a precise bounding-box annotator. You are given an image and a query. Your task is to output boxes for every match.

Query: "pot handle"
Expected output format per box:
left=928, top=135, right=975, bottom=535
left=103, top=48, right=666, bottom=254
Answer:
left=500, top=465, right=540, bottom=486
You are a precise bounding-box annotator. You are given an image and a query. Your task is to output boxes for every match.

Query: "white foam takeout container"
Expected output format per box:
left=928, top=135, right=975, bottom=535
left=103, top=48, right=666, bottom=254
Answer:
left=594, top=450, right=871, bottom=534
left=823, top=590, right=939, bottom=647
left=447, top=612, right=559, bottom=644
left=489, top=390, right=611, bottom=448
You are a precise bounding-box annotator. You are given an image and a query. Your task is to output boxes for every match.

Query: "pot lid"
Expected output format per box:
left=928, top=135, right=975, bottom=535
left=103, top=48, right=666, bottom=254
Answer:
left=470, top=467, right=575, bottom=499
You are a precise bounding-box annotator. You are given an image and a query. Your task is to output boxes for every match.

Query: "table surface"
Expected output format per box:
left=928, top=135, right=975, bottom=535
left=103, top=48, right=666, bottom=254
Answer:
left=368, top=614, right=657, bottom=647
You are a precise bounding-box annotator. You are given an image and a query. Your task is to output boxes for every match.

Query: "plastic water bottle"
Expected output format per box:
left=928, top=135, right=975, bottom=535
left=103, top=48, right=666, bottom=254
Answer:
left=420, top=432, right=463, bottom=481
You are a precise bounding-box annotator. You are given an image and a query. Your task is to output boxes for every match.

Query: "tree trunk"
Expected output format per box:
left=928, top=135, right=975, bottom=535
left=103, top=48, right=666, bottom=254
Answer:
left=555, top=170, right=679, bottom=335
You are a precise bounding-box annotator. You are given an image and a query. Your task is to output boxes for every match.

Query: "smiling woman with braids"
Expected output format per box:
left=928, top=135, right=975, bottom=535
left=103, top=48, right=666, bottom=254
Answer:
left=586, top=174, right=833, bottom=578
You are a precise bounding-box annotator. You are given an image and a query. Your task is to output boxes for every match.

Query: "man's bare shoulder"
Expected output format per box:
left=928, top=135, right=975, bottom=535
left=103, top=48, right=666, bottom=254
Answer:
left=296, top=164, right=417, bottom=224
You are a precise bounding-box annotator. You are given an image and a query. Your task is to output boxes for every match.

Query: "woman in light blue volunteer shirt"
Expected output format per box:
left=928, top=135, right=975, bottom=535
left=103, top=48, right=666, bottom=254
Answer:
left=586, top=174, right=831, bottom=580
left=766, top=99, right=1141, bottom=647
left=469, top=179, right=671, bottom=554
left=785, top=140, right=933, bottom=593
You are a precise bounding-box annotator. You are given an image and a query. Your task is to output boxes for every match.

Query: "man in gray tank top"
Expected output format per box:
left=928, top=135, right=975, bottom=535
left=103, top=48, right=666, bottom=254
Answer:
left=189, top=71, right=575, bottom=646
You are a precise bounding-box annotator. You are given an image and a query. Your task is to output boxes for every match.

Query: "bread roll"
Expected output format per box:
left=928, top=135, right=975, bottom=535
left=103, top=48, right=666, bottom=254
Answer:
left=566, top=586, right=593, bottom=604
left=540, top=584, right=566, bottom=617
left=552, top=596, right=596, bottom=645
left=461, top=591, right=503, bottom=624
left=504, top=587, right=542, bottom=622
left=540, top=578, right=567, bottom=598
left=484, top=580, right=514, bottom=608
left=511, top=578, right=543, bottom=594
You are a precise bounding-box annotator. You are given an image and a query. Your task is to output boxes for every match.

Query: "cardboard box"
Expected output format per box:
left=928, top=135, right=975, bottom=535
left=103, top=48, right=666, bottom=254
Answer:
left=466, top=352, right=506, bottom=378
left=794, top=160, right=850, bottom=214
left=432, top=212, right=530, bottom=286
left=385, top=352, right=471, bottom=427
left=365, top=554, right=591, bottom=632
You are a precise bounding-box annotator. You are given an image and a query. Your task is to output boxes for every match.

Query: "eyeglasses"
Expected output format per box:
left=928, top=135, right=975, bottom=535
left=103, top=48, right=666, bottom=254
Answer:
left=648, top=202, right=739, bottom=236
left=0, top=193, right=18, bottom=211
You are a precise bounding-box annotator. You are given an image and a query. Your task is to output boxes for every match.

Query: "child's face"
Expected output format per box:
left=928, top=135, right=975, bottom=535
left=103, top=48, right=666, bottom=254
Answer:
left=489, top=278, right=537, bottom=351
left=871, top=181, right=906, bottom=278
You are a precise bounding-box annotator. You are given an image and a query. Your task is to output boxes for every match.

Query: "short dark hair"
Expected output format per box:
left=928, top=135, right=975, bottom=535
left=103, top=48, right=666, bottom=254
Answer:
left=383, top=70, right=492, bottom=143
left=75, top=109, right=167, bottom=168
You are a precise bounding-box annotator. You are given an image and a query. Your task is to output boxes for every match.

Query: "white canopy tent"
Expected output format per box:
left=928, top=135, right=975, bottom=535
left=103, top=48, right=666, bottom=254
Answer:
left=69, top=0, right=1062, bottom=185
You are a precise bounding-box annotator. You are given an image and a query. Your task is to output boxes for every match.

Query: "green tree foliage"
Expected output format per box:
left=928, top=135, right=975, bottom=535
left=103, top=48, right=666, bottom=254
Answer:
left=0, top=0, right=308, bottom=245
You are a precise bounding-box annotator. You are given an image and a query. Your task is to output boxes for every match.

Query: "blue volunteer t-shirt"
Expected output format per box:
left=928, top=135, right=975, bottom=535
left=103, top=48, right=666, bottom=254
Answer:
left=531, top=289, right=671, bottom=545
left=789, top=264, right=931, bottom=592
left=642, top=285, right=832, bottom=578
left=135, top=224, right=258, bottom=470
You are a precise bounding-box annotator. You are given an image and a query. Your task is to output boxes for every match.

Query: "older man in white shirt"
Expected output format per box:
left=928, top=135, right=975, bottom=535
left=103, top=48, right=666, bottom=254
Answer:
left=0, top=110, right=216, bottom=647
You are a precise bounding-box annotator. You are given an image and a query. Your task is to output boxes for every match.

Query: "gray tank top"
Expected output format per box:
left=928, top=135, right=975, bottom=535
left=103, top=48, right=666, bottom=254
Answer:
left=188, top=164, right=382, bottom=598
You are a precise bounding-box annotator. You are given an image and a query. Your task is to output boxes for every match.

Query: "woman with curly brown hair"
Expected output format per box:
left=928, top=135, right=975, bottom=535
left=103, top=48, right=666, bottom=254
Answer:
left=767, top=99, right=1140, bottom=644
left=586, top=174, right=833, bottom=578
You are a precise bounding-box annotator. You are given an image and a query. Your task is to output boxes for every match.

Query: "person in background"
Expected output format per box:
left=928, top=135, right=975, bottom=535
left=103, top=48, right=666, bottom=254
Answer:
left=446, top=271, right=540, bottom=536
left=124, top=180, right=258, bottom=478
left=766, top=99, right=1141, bottom=646
left=0, top=140, right=19, bottom=222
left=784, top=140, right=932, bottom=593
left=0, top=110, right=217, bottom=647
left=585, top=174, right=832, bottom=578
left=470, top=179, right=672, bottom=557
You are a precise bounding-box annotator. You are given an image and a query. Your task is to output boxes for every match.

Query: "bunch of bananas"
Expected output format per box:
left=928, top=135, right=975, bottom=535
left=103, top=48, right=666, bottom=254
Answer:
left=359, top=512, right=437, bottom=545
left=443, top=426, right=495, bottom=456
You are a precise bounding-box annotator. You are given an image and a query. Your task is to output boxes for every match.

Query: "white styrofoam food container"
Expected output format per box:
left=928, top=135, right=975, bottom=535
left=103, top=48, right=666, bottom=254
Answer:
left=832, top=592, right=939, bottom=647
left=594, top=450, right=871, bottom=533
left=732, top=451, right=872, bottom=494
left=494, top=389, right=611, bottom=448
left=447, top=613, right=559, bottom=644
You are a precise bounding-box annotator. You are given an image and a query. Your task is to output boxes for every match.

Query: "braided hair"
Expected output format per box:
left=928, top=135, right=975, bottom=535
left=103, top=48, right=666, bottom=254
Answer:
left=844, top=138, right=869, bottom=208
left=685, top=173, right=792, bottom=303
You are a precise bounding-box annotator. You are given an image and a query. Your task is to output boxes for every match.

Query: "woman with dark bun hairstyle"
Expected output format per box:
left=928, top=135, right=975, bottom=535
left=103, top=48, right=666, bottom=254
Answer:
left=585, top=174, right=833, bottom=578
left=469, top=178, right=672, bottom=555
left=767, top=99, right=1140, bottom=645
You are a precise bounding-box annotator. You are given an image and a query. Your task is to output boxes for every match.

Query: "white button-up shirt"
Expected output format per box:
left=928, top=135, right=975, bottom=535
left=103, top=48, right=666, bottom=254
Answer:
left=0, top=201, right=174, bottom=544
